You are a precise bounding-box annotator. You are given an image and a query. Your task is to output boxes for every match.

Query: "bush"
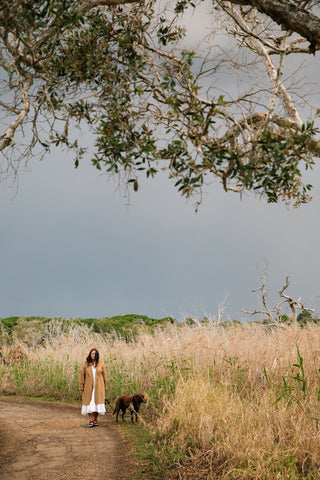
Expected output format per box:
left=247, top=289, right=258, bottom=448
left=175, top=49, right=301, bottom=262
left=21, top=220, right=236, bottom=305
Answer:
left=0, top=315, right=176, bottom=345
left=296, top=309, right=318, bottom=326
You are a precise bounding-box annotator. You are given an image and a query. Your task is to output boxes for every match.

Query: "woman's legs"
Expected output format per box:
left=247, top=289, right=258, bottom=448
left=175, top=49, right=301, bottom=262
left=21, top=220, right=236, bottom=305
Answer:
left=88, top=413, right=94, bottom=427
left=86, top=410, right=99, bottom=426
left=93, top=412, right=99, bottom=425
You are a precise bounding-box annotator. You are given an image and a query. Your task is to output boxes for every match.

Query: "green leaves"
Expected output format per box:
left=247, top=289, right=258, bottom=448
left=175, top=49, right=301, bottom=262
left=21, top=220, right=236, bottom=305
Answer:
left=246, top=123, right=316, bottom=205
left=174, top=1, right=197, bottom=13
left=275, top=345, right=307, bottom=409
left=157, top=15, right=185, bottom=45
left=1, top=0, right=318, bottom=207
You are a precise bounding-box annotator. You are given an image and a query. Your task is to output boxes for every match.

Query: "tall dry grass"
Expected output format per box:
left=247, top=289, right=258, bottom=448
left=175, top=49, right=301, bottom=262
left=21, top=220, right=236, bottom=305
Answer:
left=1, top=320, right=320, bottom=478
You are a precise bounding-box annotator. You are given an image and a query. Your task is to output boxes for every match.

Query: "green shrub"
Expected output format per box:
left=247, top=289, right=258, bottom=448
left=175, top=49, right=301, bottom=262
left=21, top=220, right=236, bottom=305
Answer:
left=0, top=315, right=176, bottom=344
left=297, top=309, right=318, bottom=326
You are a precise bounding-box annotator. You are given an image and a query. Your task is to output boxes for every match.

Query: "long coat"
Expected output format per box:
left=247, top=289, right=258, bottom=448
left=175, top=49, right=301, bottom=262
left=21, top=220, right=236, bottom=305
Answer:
left=79, top=361, right=107, bottom=405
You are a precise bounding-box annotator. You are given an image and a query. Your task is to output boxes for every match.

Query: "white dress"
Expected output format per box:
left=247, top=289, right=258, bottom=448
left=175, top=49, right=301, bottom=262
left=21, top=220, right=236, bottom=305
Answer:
left=81, top=366, right=106, bottom=415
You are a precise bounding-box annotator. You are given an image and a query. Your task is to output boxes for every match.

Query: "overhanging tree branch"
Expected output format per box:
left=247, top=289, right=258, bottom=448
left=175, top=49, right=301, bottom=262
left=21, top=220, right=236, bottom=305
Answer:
left=225, top=0, right=320, bottom=50
left=0, top=0, right=319, bottom=205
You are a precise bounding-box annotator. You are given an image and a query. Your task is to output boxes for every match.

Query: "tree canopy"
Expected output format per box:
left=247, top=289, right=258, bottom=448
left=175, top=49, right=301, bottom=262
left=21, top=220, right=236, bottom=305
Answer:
left=0, top=0, right=319, bottom=205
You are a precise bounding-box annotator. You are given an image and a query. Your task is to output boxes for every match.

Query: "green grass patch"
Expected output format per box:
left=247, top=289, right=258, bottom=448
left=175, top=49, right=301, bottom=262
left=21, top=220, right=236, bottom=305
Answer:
left=117, top=421, right=169, bottom=480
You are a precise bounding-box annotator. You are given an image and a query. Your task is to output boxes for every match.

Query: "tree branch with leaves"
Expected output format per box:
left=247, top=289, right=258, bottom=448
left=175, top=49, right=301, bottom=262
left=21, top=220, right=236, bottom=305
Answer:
left=0, top=0, right=319, bottom=204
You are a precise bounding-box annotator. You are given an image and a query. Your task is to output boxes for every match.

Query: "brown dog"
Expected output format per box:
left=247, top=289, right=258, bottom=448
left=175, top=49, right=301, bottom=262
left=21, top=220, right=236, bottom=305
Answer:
left=112, top=393, right=146, bottom=422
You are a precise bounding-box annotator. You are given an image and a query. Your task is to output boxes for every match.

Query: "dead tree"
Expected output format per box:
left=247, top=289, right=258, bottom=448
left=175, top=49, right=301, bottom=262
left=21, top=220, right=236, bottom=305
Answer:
left=242, top=275, right=314, bottom=325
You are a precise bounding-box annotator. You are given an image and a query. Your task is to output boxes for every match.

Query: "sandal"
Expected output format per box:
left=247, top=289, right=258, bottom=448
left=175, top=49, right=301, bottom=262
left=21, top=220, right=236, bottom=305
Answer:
left=88, top=421, right=94, bottom=428
left=93, top=420, right=99, bottom=426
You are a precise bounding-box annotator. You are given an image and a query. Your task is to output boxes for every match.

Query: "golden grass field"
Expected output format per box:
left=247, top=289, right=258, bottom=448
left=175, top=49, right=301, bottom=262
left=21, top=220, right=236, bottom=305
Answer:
left=1, top=320, right=320, bottom=479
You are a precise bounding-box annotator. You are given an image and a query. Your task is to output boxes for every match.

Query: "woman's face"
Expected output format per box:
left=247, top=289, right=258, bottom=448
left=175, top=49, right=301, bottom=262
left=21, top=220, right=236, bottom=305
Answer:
left=90, top=350, right=97, bottom=360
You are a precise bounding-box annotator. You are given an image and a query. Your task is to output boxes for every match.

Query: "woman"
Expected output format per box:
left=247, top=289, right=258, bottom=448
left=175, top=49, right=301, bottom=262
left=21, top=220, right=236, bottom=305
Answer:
left=79, top=348, right=107, bottom=427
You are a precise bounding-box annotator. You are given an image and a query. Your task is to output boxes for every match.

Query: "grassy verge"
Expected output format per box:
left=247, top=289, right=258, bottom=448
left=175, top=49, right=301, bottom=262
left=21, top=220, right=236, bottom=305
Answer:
left=114, top=421, right=165, bottom=480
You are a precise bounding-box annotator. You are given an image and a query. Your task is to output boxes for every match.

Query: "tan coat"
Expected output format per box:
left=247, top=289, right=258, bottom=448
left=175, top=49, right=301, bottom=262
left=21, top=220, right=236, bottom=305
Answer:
left=79, top=361, right=107, bottom=405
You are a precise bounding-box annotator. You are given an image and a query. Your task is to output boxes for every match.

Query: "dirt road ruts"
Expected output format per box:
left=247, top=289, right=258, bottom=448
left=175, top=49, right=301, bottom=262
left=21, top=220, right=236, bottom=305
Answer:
left=0, top=397, right=137, bottom=480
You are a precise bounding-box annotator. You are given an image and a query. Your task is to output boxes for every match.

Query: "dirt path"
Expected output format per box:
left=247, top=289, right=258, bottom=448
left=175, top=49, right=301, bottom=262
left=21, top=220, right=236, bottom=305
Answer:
left=0, top=396, right=137, bottom=480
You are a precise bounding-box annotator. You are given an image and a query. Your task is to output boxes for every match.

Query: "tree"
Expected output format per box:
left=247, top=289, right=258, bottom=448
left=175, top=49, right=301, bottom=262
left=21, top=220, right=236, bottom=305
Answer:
left=242, top=274, right=314, bottom=325
left=226, top=0, right=320, bottom=51
left=0, top=0, right=319, bottom=205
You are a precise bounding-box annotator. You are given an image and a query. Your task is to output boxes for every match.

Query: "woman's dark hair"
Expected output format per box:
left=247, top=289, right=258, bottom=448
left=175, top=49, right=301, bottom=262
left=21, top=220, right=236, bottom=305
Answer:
left=86, top=348, right=100, bottom=364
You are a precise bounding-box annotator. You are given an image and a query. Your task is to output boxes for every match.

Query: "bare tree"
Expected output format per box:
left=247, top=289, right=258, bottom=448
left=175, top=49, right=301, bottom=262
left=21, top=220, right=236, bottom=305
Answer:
left=242, top=274, right=314, bottom=325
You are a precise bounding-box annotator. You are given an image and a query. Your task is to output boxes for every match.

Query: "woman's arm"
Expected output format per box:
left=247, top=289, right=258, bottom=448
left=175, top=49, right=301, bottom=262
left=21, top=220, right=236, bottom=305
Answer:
left=79, top=363, right=86, bottom=392
left=102, top=363, right=108, bottom=390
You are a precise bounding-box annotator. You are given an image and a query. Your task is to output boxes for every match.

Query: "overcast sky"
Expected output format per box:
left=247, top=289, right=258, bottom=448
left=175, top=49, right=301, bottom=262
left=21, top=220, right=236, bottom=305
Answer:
left=1, top=3, right=320, bottom=322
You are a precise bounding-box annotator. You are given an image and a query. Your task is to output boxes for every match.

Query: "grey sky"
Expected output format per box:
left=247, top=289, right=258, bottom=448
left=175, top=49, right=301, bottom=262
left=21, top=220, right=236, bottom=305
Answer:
left=1, top=144, right=320, bottom=322
left=0, top=3, right=319, bottom=322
